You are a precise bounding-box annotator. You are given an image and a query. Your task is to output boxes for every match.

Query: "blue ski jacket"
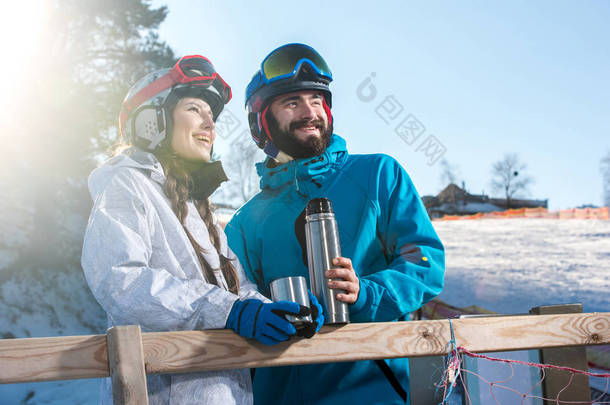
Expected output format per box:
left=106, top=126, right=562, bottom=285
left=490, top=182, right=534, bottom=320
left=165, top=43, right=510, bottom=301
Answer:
left=226, top=134, right=445, bottom=405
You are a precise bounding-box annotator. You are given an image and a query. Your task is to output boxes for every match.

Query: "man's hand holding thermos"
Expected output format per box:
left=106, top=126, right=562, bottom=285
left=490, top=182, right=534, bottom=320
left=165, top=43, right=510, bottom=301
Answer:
left=325, top=256, right=360, bottom=304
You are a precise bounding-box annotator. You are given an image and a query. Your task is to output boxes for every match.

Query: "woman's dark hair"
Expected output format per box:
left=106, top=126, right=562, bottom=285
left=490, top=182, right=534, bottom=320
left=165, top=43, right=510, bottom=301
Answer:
left=154, top=145, right=240, bottom=295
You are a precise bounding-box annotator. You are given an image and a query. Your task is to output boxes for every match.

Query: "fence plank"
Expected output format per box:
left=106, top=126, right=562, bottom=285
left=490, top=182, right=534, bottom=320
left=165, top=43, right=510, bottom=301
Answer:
left=143, top=312, right=610, bottom=375
left=0, top=334, right=108, bottom=383
left=107, top=326, right=149, bottom=405
left=1, top=312, right=608, bottom=384
left=451, top=312, right=609, bottom=352
left=142, top=319, right=449, bottom=374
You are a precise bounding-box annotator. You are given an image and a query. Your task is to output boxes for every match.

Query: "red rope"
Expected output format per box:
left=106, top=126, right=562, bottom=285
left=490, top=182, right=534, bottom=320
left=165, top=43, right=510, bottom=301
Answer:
left=459, top=346, right=610, bottom=378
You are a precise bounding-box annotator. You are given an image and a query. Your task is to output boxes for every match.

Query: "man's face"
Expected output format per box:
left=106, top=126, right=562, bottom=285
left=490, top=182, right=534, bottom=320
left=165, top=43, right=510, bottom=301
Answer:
left=267, top=90, right=331, bottom=159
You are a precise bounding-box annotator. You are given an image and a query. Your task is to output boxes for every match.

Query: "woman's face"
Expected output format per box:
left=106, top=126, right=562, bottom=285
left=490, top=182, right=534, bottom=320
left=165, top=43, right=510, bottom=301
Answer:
left=171, top=97, right=215, bottom=162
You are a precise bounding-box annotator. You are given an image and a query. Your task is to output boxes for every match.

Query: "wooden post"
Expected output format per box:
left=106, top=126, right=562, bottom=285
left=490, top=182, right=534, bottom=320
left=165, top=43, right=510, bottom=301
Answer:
left=530, top=304, right=591, bottom=402
left=106, top=326, right=149, bottom=405
left=409, top=355, right=445, bottom=404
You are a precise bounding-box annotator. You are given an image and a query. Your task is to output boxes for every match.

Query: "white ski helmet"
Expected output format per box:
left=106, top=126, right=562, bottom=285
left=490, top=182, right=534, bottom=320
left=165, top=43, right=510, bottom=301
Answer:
left=119, top=55, right=232, bottom=151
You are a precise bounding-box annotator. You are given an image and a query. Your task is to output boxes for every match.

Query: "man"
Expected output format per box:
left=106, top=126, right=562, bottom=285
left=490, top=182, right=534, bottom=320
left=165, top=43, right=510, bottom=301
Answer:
left=226, top=43, right=445, bottom=405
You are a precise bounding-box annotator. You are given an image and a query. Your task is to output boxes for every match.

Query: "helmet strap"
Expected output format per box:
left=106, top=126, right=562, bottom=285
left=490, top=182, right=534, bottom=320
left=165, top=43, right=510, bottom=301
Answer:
left=263, top=141, right=280, bottom=159
left=260, top=105, right=273, bottom=142
left=322, top=97, right=333, bottom=127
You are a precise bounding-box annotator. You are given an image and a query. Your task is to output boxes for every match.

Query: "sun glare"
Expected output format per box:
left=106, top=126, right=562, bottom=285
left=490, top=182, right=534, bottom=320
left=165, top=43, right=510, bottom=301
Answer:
left=0, top=1, right=46, bottom=124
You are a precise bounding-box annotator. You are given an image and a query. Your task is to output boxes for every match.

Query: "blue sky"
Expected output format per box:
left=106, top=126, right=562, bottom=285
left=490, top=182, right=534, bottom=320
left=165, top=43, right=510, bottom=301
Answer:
left=151, top=0, right=610, bottom=210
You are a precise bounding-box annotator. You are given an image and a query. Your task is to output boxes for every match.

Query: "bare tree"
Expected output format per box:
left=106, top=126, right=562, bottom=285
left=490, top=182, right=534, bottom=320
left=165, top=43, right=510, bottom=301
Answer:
left=490, top=153, right=533, bottom=208
left=214, top=131, right=265, bottom=208
left=601, top=151, right=610, bottom=207
left=439, top=158, right=460, bottom=188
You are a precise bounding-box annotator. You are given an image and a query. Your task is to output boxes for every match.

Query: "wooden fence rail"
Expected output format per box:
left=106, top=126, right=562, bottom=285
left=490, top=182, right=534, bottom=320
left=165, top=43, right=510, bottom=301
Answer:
left=1, top=312, right=609, bottom=403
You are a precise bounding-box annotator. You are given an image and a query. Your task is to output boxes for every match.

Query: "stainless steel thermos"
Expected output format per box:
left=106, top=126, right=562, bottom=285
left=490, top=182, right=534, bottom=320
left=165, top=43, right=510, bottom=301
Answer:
left=304, top=198, right=350, bottom=324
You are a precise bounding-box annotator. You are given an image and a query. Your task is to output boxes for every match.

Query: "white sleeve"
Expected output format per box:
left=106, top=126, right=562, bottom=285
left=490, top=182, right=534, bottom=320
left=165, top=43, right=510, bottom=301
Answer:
left=81, top=170, right=239, bottom=332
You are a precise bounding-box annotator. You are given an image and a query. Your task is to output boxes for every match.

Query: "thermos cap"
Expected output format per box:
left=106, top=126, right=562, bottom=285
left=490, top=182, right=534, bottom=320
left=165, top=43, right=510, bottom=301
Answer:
left=306, top=198, right=334, bottom=216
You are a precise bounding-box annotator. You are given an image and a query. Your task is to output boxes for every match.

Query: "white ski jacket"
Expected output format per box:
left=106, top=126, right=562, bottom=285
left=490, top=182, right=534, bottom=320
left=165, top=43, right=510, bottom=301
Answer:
left=81, top=149, right=266, bottom=405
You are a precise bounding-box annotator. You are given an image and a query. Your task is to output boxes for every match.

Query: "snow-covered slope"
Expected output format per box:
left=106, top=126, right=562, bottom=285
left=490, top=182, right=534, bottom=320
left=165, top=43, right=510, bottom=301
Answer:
left=0, top=173, right=106, bottom=404
left=433, top=218, right=610, bottom=314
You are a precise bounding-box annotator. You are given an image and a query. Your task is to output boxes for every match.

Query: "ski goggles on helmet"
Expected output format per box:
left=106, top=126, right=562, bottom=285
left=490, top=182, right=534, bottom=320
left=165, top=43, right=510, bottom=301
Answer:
left=260, top=43, right=333, bottom=84
left=121, top=55, right=232, bottom=122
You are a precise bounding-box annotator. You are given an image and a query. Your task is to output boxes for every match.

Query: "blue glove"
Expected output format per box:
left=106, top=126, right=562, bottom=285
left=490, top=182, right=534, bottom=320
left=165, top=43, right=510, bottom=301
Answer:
left=296, top=291, right=325, bottom=338
left=226, top=299, right=303, bottom=345
left=309, top=291, right=324, bottom=333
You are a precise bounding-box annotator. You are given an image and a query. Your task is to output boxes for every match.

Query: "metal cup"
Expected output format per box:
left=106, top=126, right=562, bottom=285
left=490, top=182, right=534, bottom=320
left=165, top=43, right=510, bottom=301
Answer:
left=269, top=276, right=313, bottom=325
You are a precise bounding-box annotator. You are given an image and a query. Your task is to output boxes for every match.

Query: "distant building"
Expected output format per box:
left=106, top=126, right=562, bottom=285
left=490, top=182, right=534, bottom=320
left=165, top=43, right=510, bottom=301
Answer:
left=423, top=183, right=548, bottom=218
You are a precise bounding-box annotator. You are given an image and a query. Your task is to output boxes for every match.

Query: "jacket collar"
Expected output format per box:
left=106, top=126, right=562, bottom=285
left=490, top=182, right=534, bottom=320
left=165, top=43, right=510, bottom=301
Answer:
left=88, top=147, right=165, bottom=200
left=256, top=134, right=348, bottom=194
left=120, top=148, right=228, bottom=200
left=121, top=147, right=167, bottom=185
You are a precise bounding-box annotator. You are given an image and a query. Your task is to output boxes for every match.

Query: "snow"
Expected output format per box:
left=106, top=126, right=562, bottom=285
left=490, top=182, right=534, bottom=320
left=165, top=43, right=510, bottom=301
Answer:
left=0, top=271, right=105, bottom=405
left=433, top=218, right=610, bottom=314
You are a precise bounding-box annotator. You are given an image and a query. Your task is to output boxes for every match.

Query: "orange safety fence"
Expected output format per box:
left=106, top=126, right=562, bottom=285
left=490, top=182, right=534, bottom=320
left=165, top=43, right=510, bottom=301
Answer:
left=435, top=207, right=609, bottom=221
left=560, top=206, right=610, bottom=220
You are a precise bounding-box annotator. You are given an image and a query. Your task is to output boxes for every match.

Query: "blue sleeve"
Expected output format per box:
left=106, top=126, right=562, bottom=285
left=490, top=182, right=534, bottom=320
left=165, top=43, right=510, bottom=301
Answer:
left=226, top=212, right=264, bottom=290
left=349, top=156, right=445, bottom=322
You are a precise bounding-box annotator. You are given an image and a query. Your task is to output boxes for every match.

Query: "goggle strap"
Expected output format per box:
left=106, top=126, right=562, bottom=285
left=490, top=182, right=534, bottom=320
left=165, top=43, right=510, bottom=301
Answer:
left=123, top=72, right=175, bottom=118
left=119, top=108, right=128, bottom=134
left=169, top=67, right=184, bottom=82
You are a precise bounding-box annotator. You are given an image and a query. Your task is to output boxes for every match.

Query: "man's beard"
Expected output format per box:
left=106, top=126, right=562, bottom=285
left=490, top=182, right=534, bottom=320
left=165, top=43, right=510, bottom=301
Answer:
left=266, top=114, right=332, bottom=159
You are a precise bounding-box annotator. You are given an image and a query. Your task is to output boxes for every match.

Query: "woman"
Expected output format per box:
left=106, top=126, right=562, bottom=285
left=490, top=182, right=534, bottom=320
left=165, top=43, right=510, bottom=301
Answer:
left=81, top=55, right=322, bottom=405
